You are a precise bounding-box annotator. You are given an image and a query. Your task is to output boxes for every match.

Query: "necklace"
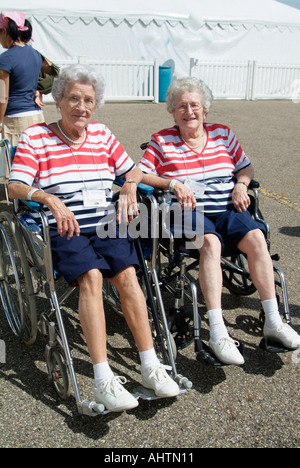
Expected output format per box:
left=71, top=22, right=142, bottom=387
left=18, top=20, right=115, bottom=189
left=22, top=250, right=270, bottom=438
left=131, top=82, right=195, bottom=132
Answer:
left=68, top=134, right=104, bottom=191
left=57, top=120, right=86, bottom=145
left=182, top=128, right=207, bottom=183
left=183, top=141, right=203, bottom=150
left=182, top=130, right=206, bottom=150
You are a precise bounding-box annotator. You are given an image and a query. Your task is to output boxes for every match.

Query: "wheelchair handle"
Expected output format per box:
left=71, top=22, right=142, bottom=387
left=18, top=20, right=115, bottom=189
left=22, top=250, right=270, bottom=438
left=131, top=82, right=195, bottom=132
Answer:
left=248, top=180, right=260, bottom=189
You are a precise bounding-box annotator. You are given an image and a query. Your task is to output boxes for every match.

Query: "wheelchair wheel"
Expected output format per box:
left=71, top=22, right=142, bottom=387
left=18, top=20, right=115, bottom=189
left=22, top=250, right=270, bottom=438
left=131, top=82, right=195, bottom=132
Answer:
left=46, top=347, right=70, bottom=400
left=0, top=213, right=37, bottom=345
left=152, top=319, right=178, bottom=362
left=222, top=253, right=256, bottom=296
left=168, top=307, right=201, bottom=350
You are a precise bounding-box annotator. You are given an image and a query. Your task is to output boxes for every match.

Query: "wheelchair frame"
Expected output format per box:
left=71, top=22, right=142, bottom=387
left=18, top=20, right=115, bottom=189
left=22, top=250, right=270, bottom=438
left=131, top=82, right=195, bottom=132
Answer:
left=0, top=140, right=191, bottom=417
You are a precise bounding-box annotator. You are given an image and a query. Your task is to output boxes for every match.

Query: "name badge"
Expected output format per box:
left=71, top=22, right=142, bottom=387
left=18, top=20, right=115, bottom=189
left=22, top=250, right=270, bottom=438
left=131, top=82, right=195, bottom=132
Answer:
left=184, top=179, right=205, bottom=198
left=83, top=190, right=107, bottom=207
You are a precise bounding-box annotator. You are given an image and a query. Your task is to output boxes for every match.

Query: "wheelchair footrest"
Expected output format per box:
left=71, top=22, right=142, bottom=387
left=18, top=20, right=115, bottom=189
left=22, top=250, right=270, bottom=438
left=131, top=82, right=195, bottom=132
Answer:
left=195, top=339, right=245, bottom=367
left=133, top=385, right=186, bottom=401
left=78, top=399, right=109, bottom=417
left=259, top=337, right=291, bottom=354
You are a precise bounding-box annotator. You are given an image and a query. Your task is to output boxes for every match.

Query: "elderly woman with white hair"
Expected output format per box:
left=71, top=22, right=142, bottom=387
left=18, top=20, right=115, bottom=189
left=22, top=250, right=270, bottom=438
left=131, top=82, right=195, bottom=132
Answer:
left=8, top=64, right=179, bottom=412
left=139, top=77, right=300, bottom=366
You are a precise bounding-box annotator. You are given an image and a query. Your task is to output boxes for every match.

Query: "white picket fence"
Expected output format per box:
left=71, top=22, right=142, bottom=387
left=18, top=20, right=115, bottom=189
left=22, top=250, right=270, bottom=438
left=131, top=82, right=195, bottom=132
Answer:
left=44, top=56, right=300, bottom=102
left=45, top=58, right=159, bottom=102
left=190, top=59, right=300, bottom=100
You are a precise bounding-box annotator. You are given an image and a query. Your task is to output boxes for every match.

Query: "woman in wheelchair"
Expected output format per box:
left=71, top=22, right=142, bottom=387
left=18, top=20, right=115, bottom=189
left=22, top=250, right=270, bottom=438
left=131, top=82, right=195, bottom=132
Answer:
left=139, top=77, right=300, bottom=366
left=8, top=64, right=179, bottom=412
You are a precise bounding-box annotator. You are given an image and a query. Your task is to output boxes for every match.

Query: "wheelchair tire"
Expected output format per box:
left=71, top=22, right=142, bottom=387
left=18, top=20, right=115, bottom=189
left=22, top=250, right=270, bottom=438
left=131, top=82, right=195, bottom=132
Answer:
left=152, top=320, right=178, bottom=362
left=46, top=347, right=70, bottom=400
left=0, top=213, right=37, bottom=345
left=168, top=308, right=201, bottom=350
left=222, top=253, right=257, bottom=296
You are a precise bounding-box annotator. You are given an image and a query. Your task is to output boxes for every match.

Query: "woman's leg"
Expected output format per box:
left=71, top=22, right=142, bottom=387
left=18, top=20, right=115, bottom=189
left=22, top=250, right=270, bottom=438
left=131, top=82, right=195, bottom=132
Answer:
left=110, top=266, right=180, bottom=397
left=109, top=266, right=154, bottom=352
left=238, top=229, right=300, bottom=349
left=198, top=234, right=245, bottom=365
left=237, top=229, right=276, bottom=302
left=198, top=233, right=222, bottom=311
left=76, top=268, right=138, bottom=411
left=76, top=268, right=107, bottom=364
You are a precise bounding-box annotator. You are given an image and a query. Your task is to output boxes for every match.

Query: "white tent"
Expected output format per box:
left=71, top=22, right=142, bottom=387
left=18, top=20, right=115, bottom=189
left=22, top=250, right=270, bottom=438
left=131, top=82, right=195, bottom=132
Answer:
left=1, top=0, right=300, bottom=99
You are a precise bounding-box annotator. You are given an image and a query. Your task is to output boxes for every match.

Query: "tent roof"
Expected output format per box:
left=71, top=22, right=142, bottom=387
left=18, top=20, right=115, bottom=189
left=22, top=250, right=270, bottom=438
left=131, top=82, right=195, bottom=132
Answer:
left=3, top=0, right=300, bottom=28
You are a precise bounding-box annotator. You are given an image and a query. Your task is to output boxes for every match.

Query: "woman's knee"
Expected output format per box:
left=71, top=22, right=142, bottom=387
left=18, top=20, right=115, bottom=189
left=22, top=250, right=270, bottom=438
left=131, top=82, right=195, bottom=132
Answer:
left=77, top=269, right=103, bottom=292
left=199, top=234, right=222, bottom=258
left=110, top=266, right=139, bottom=292
left=238, top=229, right=266, bottom=253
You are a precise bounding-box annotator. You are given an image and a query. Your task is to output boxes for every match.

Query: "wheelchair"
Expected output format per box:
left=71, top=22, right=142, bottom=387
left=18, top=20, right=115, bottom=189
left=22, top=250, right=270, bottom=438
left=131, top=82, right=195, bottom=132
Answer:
left=135, top=143, right=292, bottom=365
left=0, top=139, right=192, bottom=417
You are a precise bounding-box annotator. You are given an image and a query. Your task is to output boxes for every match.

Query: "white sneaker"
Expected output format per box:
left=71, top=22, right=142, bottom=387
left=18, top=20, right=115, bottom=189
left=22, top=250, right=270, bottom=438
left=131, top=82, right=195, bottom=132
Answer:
left=142, top=364, right=180, bottom=398
left=94, top=376, right=139, bottom=412
left=209, top=337, right=245, bottom=365
left=264, top=323, right=300, bottom=349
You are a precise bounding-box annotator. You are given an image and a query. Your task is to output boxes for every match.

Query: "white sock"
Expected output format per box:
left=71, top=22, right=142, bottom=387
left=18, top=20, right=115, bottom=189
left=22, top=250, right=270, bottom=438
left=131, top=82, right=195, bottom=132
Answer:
left=208, top=308, right=229, bottom=342
left=139, top=348, right=160, bottom=373
left=93, top=361, right=114, bottom=388
left=262, top=298, right=283, bottom=329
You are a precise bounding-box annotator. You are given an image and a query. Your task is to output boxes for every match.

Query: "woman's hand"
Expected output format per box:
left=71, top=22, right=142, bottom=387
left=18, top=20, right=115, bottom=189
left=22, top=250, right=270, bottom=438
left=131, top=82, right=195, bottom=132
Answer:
left=46, top=195, right=80, bottom=240
left=232, top=183, right=251, bottom=213
left=117, top=181, right=139, bottom=225
left=8, top=183, right=80, bottom=240
left=34, top=90, right=45, bottom=108
left=173, top=181, right=197, bottom=210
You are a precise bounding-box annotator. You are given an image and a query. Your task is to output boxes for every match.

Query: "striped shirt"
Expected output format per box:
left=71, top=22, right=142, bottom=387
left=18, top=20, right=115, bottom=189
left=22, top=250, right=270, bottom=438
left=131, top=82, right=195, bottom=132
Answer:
left=9, top=122, right=135, bottom=230
left=138, top=123, right=251, bottom=214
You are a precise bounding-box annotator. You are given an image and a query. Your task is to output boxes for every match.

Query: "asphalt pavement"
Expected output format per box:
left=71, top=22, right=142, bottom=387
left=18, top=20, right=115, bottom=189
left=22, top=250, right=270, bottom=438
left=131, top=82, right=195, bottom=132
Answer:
left=0, top=100, right=299, bottom=449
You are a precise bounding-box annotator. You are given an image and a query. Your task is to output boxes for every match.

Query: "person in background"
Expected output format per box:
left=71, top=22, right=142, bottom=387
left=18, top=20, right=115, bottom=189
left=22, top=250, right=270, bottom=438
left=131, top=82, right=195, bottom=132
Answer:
left=0, top=11, right=56, bottom=147
left=139, top=77, right=300, bottom=366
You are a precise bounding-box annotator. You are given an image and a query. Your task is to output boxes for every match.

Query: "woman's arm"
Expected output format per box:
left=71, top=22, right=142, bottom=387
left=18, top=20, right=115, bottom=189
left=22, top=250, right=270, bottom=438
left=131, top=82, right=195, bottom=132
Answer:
left=0, top=69, right=9, bottom=126
left=141, top=172, right=171, bottom=191
left=40, top=58, right=53, bottom=75
left=8, top=182, right=80, bottom=240
left=117, top=166, right=144, bottom=224
left=142, top=172, right=196, bottom=209
left=232, top=165, right=254, bottom=213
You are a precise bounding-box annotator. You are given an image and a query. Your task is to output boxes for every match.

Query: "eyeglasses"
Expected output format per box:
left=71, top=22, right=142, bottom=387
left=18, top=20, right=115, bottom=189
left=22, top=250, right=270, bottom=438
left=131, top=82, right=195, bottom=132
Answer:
left=176, top=102, right=203, bottom=113
left=66, top=95, right=95, bottom=110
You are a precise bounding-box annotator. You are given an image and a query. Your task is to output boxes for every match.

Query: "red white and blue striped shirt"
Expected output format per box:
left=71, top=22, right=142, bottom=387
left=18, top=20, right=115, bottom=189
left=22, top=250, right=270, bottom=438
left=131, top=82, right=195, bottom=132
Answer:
left=9, top=122, right=135, bottom=230
left=138, top=123, right=251, bottom=214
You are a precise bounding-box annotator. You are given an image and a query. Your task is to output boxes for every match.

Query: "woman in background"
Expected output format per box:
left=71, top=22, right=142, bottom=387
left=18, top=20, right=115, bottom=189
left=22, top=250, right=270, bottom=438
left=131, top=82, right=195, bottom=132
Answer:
left=0, top=11, right=54, bottom=146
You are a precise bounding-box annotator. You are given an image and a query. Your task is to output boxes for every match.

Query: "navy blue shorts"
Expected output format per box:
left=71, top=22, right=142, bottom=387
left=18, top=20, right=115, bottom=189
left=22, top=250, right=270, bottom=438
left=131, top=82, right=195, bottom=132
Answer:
left=204, top=209, right=266, bottom=254
left=50, top=228, right=140, bottom=285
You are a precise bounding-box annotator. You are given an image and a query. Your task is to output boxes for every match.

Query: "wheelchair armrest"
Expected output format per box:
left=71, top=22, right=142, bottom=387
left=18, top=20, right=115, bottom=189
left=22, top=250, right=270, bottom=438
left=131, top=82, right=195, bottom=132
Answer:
left=20, top=200, right=44, bottom=211
left=137, top=183, right=155, bottom=194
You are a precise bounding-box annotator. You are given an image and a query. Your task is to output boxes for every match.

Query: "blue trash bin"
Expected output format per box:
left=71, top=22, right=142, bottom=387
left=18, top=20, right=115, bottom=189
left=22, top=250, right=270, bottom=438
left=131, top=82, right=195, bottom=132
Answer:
left=159, top=66, right=172, bottom=102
